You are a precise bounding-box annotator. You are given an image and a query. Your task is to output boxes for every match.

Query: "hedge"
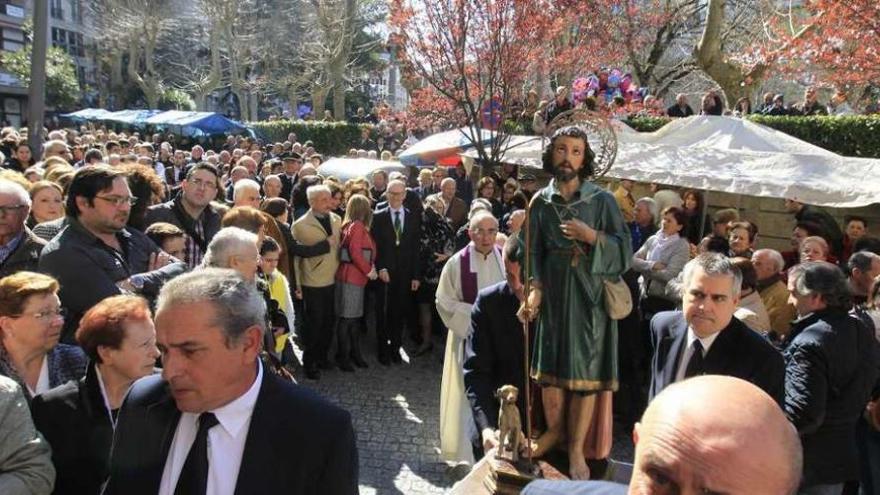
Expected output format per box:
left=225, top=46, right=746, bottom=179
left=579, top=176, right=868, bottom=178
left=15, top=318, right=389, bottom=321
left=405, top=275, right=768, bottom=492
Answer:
left=249, top=120, right=366, bottom=157
left=250, top=115, right=880, bottom=159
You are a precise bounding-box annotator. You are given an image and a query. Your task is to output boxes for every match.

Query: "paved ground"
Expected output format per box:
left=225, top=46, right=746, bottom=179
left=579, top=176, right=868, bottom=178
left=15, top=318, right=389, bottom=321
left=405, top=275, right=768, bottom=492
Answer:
left=298, top=333, right=635, bottom=494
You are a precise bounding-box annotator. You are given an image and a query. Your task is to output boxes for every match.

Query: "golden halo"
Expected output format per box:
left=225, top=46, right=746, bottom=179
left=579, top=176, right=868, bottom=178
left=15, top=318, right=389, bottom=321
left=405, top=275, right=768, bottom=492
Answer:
left=543, top=109, right=618, bottom=179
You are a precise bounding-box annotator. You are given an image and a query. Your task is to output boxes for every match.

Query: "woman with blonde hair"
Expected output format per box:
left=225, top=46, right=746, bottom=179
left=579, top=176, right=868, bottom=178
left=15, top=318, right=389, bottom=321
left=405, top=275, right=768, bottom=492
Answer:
left=335, top=194, right=377, bottom=370
left=27, top=181, right=64, bottom=228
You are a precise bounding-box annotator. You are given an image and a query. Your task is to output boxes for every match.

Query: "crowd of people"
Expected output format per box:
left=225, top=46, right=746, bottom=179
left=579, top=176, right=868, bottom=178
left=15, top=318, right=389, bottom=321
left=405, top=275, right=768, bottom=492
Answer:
left=513, top=84, right=873, bottom=135
left=0, top=118, right=875, bottom=495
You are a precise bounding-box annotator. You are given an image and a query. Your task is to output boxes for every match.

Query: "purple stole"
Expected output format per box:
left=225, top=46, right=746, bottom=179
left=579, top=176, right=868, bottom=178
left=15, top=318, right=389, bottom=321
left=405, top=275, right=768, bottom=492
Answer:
left=460, top=245, right=502, bottom=304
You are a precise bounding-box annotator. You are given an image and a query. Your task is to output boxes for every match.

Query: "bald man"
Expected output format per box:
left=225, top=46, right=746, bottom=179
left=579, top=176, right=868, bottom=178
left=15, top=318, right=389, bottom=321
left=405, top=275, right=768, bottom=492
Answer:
left=523, top=376, right=802, bottom=495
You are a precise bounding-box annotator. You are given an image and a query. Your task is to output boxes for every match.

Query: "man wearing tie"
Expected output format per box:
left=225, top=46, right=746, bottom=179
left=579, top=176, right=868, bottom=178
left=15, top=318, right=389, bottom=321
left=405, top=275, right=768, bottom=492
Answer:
left=372, top=179, right=422, bottom=365
left=102, top=268, right=358, bottom=495
left=648, top=252, right=785, bottom=405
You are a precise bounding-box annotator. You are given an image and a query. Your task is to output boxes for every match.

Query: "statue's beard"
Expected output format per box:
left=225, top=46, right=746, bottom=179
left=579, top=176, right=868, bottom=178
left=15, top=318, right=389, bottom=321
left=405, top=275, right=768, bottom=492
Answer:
left=553, top=161, right=578, bottom=182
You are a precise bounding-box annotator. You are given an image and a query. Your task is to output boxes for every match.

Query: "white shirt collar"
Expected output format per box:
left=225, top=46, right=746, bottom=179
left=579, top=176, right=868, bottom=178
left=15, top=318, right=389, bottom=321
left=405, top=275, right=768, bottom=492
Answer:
left=686, top=326, right=721, bottom=354
left=209, top=361, right=263, bottom=439
left=27, top=356, right=50, bottom=397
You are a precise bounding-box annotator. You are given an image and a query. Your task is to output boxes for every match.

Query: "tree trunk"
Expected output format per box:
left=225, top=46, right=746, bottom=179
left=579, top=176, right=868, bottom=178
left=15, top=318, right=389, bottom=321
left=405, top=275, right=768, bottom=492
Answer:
left=312, top=85, right=329, bottom=119
left=694, top=0, right=763, bottom=105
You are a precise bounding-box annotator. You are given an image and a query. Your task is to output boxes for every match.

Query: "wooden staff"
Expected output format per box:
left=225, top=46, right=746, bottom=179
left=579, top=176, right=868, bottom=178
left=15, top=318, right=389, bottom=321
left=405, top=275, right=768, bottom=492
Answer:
left=522, top=193, right=534, bottom=467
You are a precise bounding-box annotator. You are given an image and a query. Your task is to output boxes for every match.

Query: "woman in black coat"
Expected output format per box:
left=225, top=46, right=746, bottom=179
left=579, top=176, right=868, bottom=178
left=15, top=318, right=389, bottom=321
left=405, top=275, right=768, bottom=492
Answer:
left=31, top=296, right=159, bottom=495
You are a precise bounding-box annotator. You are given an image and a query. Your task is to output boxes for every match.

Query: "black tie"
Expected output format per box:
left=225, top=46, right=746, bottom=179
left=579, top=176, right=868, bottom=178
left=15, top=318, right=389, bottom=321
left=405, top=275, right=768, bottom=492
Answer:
left=393, top=211, right=402, bottom=245
left=684, top=340, right=705, bottom=378
left=174, top=412, right=219, bottom=495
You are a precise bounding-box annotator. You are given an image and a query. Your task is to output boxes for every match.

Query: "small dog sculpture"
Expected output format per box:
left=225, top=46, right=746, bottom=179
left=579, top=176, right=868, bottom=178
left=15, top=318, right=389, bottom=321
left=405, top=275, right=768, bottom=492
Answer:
left=495, top=384, right=522, bottom=463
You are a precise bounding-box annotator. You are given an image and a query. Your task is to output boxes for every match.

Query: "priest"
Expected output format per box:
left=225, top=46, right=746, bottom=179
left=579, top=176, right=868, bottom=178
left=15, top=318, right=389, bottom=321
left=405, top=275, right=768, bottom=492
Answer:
left=437, top=212, right=507, bottom=469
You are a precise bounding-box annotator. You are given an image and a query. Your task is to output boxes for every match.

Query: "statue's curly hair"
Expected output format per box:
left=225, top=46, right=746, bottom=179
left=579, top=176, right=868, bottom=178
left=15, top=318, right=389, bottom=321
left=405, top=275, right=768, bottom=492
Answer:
left=541, top=125, right=596, bottom=180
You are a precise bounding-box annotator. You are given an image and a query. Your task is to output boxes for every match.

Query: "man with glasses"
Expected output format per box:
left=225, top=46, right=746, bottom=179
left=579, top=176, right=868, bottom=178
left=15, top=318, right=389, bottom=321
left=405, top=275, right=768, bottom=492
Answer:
left=436, top=211, right=505, bottom=471
left=39, top=166, right=186, bottom=343
left=0, top=179, right=47, bottom=278
left=145, top=163, right=225, bottom=269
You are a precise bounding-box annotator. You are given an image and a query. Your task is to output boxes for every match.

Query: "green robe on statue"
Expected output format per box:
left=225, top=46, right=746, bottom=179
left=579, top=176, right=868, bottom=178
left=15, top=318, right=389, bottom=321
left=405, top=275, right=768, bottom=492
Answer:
left=525, top=179, right=631, bottom=392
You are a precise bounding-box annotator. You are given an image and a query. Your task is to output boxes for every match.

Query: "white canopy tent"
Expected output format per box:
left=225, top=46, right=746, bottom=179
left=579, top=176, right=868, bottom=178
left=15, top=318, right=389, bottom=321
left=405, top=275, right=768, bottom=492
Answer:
left=462, top=116, right=880, bottom=208
left=317, top=158, right=407, bottom=183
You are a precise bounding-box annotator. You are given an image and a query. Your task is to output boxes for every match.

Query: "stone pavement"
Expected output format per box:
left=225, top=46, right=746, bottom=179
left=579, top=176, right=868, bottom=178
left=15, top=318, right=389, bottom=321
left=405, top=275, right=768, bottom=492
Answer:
left=298, top=335, right=635, bottom=494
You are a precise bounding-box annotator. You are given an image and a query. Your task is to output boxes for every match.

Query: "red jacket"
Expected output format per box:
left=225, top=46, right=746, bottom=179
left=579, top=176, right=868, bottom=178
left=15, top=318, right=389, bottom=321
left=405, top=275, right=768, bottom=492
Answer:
left=336, top=220, right=376, bottom=287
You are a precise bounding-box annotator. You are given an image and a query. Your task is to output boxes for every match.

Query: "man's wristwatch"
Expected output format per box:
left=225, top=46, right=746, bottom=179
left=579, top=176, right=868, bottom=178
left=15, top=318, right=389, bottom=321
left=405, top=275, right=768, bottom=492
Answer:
left=129, top=274, right=146, bottom=291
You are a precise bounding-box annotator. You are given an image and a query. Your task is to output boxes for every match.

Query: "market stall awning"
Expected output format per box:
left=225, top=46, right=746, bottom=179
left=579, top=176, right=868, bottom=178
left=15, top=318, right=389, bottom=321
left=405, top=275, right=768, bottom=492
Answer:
left=101, top=109, right=163, bottom=125
left=60, top=108, right=113, bottom=122
left=461, top=116, right=880, bottom=208
left=399, top=127, right=496, bottom=167
left=145, top=111, right=249, bottom=137
left=318, top=158, right=407, bottom=183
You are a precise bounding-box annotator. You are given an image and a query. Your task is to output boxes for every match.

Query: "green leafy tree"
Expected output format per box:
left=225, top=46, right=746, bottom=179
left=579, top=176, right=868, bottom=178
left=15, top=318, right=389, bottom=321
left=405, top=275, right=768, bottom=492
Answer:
left=3, top=45, right=80, bottom=109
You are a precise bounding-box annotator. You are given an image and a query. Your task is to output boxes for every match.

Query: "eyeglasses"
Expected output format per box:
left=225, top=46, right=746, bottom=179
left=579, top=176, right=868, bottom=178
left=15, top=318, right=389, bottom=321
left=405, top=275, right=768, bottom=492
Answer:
left=189, top=179, right=218, bottom=190
left=95, top=195, right=138, bottom=207
left=17, top=307, right=66, bottom=321
left=471, top=228, right=499, bottom=237
left=0, top=204, right=26, bottom=216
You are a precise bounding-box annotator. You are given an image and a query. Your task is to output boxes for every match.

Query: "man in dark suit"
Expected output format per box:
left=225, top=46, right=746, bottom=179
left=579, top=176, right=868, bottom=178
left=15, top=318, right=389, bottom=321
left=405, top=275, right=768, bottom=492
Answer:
left=372, top=179, right=422, bottom=364
left=278, top=152, right=302, bottom=203
left=103, top=268, right=358, bottom=495
left=648, top=253, right=785, bottom=405
left=463, top=236, right=531, bottom=457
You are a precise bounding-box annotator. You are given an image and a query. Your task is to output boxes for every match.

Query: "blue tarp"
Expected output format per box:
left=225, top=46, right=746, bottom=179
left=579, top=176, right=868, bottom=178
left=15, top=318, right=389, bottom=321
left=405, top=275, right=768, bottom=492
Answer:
left=102, top=109, right=163, bottom=125
left=60, top=108, right=113, bottom=122
left=145, top=110, right=249, bottom=137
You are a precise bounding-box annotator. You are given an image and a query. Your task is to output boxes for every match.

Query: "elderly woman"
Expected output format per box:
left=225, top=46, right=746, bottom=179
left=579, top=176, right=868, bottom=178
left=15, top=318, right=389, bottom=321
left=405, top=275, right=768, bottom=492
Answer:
left=632, top=206, right=691, bottom=317
left=0, top=272, right=86, bottom=398
left=417, top=195, right=456, bottom=356
left=27, top=180, right=64, bottom=229
left=31, top=295, right=159, bottom=495
left=800, top=236, right=830, bottom=263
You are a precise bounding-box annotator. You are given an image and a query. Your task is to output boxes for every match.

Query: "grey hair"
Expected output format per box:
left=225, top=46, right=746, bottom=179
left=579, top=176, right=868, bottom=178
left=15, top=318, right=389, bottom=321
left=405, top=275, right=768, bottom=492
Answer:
left=306, top=184, right=330, bottom=202
left=754, top=248, right=785, bottom=273
left=263, top=174, right=281, bottom=186
left=635, top=197, right=658, bottom=222
left=0, top=179, right=31, bottom=209
left=156, top=267, right=266, bottom=344
left=387, top=179, right=407, bottom=192
left=469, top=211, right=498, bottom=231
left=388, top=171, right=405, bottom=182
left=232, top=178, right=260, bottom=200
left=202, top=227, right=259, bottom=269
left=469, top=198, right=492, bottom=217
left=681, top=252, right=743, bottom=297
left=789, top=261, right=851, bottom=309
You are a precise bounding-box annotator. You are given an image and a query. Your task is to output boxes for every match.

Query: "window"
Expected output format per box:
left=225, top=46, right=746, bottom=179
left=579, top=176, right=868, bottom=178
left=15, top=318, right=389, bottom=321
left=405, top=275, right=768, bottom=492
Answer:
left=50, top=0, right=63, bottom=20
left=69, top=0, right=82, bottom=23
left=1, top=28, right=24, bottom=52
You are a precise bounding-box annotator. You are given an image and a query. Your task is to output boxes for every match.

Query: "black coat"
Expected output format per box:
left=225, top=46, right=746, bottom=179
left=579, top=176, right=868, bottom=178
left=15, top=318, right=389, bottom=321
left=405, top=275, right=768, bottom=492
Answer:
left=372, top=206, right=422, bottom=283
left=31, top=363, right=115, bottom=495
left=463, top=282, right=530, bottom=436
left=648, top=311, right=785, bottom=405
left=102, top=370, right=358, bottom=495
left=783, top=308, right=880, bottom=486
left=279, top=174, right=298, bottom=203
left=666, top=104, right=694, bottom=118
left=0, top=227, right=46, bottom=278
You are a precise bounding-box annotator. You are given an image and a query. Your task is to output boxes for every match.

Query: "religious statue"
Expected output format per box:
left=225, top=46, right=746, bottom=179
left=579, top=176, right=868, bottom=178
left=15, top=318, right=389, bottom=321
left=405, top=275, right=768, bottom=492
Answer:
left=518, top=122, right=631, bottom=479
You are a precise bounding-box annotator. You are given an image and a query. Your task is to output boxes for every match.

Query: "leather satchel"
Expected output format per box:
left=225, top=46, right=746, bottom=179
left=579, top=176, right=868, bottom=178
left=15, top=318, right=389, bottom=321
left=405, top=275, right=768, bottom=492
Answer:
left=603, top=277, right=632, bottom=320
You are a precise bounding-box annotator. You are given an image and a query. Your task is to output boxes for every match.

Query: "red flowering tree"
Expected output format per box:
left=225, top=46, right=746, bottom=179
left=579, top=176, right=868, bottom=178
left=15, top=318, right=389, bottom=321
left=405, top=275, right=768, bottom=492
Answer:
left=389, top=0, right=559, bottom=166
left=769, top=1, right=880, bottom=88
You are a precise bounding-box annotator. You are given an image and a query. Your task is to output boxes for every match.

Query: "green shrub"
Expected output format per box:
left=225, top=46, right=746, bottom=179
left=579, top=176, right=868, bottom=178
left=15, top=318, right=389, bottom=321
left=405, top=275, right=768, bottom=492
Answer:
left=248, top=115, right=880, bottom=159
left=249, top=120, right=367, bottom=157
left=747, top=115, right=880, bottom=158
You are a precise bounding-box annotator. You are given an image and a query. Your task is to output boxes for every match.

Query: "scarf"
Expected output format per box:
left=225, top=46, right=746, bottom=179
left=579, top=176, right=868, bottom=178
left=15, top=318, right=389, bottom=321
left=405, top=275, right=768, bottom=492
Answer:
left=647, top=231, right=681, bottom=263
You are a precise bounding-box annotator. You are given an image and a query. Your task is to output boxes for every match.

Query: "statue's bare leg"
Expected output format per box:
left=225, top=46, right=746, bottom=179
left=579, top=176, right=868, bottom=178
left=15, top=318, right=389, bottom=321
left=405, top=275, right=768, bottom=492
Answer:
left=532, top=386, right=565, bottom=457
left=567, top=393, right=596, bottom=480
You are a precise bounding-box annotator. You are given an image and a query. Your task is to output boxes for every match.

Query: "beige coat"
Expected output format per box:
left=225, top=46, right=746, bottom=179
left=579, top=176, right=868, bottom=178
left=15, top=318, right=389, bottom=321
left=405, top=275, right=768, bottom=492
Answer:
left=292, top=210, right=341, bottom=288
left=759, top=279, right=797, bottom=337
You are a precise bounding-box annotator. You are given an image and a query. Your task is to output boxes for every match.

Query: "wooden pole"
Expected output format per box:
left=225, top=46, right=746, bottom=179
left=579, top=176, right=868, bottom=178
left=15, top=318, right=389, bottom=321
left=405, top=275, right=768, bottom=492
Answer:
left=522, top=193, right=534, bottom=467
left=27, top=0, right=49, bottom=154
